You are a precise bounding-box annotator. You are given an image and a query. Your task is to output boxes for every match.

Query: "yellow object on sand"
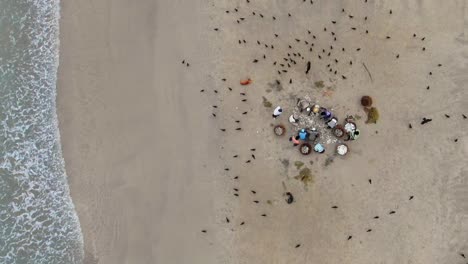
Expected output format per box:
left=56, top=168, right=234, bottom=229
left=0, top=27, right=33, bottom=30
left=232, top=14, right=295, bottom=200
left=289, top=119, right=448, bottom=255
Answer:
left=365, top=107, right=379, bottom=124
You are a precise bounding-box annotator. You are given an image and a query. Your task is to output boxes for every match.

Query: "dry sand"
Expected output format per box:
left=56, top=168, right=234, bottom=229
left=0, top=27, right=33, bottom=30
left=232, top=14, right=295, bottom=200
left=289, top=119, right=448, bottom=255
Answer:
left=58, top=0, right=468, bottom=263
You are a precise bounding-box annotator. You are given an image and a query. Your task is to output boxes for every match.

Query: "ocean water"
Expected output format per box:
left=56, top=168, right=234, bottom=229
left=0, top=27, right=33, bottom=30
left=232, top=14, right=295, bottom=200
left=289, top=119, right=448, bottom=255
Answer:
left=0, top=1, right=84, bottom=263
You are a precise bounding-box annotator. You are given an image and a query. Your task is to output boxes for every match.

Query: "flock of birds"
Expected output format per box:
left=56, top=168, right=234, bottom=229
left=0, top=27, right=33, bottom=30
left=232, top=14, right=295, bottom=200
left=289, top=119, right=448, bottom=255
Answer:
left=182, top=0, right=467, bottom=262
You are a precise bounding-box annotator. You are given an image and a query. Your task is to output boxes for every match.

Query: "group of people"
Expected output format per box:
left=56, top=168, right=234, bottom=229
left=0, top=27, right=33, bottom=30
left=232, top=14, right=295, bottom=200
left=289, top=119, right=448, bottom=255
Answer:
left=274, top=101, right=360, bottom=155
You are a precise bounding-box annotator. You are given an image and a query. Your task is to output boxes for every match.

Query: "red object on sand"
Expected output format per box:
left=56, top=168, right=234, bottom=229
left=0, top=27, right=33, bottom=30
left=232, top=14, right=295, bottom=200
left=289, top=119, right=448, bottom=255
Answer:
left=240, top=78, right=252, bottom=85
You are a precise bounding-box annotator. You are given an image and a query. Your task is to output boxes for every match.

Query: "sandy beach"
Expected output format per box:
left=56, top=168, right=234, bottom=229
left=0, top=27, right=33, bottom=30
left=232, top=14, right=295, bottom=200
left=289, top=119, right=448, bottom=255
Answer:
left=58, top=0, right=468, bottom=263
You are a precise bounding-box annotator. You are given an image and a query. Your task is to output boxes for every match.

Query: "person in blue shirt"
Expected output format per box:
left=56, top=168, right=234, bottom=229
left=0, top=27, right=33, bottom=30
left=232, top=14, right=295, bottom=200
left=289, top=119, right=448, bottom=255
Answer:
left=298, top=129, right=308, bottom=140
left=320, top=108, right=332, bottom=121
left=314, top=143, right=325, bottom=153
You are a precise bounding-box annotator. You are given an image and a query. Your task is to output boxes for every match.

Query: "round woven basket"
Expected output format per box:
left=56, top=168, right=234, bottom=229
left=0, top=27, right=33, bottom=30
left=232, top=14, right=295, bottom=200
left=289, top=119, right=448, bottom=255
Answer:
left=274, top=124, right=286, bottom=136
left=333, top=125, right=345, bottom=138
left=336, top=144, right=349, bottom=156
left=361, top=96, right=373, bottom=107
left=299, top=143, right=312, bottom=155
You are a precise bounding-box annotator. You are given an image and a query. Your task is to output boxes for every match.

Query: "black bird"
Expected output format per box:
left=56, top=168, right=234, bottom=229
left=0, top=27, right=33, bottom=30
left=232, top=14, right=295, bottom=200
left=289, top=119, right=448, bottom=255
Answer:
left=367, top=229, right=372, bottom=232
left=212, top=113, right=216, bottom=117
left=226, top=217, right=230, bottom=223
left=332, top=206, right=338, bottom=209
left=409, top=123, right=413, bottom=129
left=409, top=196, right=414, bottom=200
left=347, top=236, right=352, bottom=240
left=463, top=114, right=467, bottom=119
left=233, top=155, right=238, bottom=158
left=220, top=128, right=226, bottom=132
left=214, top=28, right=219, bottom=31
left=253, top=200, right=259, bottom=203
left=374, top=216, right=379, bottom=219
left=225, top=168, right=229, bottom=171
left=389, top=211, right=396, bottom=214
left=421, top=118, right=432, bottom=125
left=236, top=128, right=242, bottom=130
left=200, top=89, right=204, bottom=92
left=295, top=244, right=301, bottom=248
left=369, top=179, right=372, bottom=184
left=242, top=111, right=248, bottom=115
left=306, top=61, right=311, bottom=74
left=251, top=154, right=256, bottom=159
left=253, top=59, right=258, bottom=63
left=261, top=214, right=267, bottom=217
left=202, top=230, right=207, bottom=233
left=251, top=190, right=256, bottom=194
left=240, top=222, right=245, bottom=225
left=246, top=160, right=251, bottom=163
left=445, top=114, right=450, bottom=118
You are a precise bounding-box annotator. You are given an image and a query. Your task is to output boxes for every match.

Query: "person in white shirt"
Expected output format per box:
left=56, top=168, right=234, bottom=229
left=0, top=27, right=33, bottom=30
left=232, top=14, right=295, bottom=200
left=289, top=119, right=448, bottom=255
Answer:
left=273, top=106, right=283, bottom=118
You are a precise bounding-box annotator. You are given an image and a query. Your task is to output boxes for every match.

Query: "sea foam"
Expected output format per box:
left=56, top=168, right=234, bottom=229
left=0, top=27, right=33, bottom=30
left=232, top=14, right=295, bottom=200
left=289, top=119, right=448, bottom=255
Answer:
left=0, top=0, right=84, bottom=263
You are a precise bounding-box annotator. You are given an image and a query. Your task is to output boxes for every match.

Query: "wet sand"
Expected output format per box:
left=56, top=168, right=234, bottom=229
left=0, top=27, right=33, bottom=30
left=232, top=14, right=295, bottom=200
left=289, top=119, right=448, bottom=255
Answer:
left=58, top=0, right=468, bottom=263
left=58, top=0, right=223, bottom=263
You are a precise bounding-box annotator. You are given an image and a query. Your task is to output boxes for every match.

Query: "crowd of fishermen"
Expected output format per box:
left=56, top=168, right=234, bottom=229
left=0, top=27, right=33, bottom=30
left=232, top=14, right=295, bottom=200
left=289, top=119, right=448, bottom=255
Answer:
left=273, top=98, right=360, bottom=155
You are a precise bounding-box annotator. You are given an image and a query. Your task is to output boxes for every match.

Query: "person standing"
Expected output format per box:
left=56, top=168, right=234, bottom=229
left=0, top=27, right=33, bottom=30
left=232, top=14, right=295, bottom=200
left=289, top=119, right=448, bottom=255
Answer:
left=273, top=106, right=283, bottom=118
